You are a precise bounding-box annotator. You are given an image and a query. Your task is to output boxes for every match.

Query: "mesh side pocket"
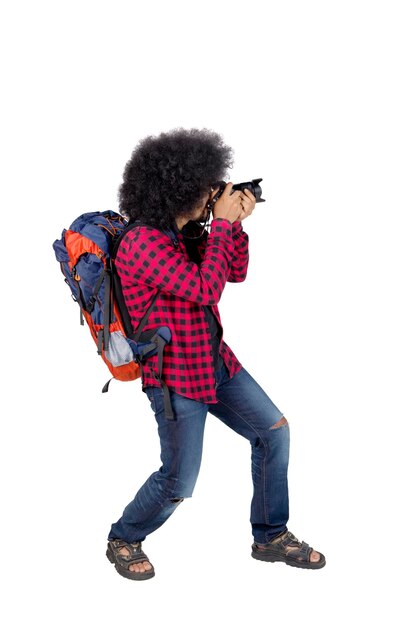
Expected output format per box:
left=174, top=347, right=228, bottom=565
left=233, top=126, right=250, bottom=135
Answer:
left=105, top=331, right=135, bottom=367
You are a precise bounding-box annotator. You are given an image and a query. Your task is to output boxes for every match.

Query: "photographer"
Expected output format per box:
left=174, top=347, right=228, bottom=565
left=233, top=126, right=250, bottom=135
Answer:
left=106, top=128, right=325, bottom=579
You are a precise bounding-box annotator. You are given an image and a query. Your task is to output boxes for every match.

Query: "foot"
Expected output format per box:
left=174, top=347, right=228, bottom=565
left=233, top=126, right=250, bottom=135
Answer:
left=257, top=541, right=321, bottom=563
left=116, top=545, right=153, bottom=574
left=255, top=530, right=324, bottom=563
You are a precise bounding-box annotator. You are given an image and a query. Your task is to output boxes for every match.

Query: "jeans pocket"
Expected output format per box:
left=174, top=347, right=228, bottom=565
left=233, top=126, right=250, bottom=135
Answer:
left=144, top=386, right=156, bottom=412
left=145, top=385, right=165, bottom=417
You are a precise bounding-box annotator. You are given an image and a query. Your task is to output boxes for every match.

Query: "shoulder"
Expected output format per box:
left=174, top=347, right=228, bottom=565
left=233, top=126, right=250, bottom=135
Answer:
left=119, top=225, right=172, bottom=256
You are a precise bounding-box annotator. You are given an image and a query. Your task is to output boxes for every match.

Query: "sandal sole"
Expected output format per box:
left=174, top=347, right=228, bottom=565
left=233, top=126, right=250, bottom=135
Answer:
left=251, top=547, right=326, bottom=570
left=106, top=548, right=155, bottom=580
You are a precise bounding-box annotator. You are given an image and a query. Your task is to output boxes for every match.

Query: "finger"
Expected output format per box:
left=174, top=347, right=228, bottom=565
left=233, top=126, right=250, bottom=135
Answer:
left=240, top=203, right=253, bottom=217
left=241, top=197, right=253, bottom=210
left=219, top=182, right=234, bottom=198
left=243, top=188, right=256, bottom=201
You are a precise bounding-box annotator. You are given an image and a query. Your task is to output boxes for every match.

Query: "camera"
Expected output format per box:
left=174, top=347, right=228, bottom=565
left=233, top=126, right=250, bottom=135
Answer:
left=184, top=177, right=266, bottom=239
left=209, top=178, right=265, bottom=209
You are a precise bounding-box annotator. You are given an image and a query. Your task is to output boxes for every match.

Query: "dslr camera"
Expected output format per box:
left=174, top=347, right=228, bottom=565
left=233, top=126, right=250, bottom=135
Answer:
left=208, top=178, right=265, bottom=210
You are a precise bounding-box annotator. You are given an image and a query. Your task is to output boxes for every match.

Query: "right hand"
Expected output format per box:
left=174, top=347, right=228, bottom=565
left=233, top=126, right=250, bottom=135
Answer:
left=212, top=182, right=243, bottom=224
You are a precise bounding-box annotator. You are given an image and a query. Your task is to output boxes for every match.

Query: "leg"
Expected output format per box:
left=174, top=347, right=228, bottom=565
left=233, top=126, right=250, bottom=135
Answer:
left=108, top=386, right=208, bottom=573
left=211, top=364, right=322, bottom=565
left=209, top=364, right=290, bottom=544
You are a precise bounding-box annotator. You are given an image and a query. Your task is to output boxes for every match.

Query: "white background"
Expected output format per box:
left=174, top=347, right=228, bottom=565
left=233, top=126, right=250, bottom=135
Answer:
left=1, top=1, right=416, bottom=624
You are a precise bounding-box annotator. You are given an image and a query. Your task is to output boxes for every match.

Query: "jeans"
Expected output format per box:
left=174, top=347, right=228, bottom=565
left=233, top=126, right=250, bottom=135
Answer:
left=108, top=363, right=290, bottom=545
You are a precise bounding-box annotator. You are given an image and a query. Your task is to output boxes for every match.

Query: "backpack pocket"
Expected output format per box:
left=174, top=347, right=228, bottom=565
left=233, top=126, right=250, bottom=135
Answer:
left=105, top=330, right=135, bottom=367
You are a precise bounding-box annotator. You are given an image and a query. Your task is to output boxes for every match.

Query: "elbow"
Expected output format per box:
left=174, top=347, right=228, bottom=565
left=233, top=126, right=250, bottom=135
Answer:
left=228, top=276, right=246, bottom=284
left=227, top=267, right=248, bottom=283
left=227, top=255, right=249, bottom=283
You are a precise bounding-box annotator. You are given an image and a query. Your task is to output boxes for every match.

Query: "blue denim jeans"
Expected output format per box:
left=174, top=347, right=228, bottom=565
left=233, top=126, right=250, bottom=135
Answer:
left=108, top=363, right=290, bottom=545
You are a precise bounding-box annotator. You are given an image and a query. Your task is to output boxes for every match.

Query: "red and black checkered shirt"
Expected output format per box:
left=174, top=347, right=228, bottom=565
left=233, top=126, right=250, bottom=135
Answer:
left=115, top=217, right=249, bottom=403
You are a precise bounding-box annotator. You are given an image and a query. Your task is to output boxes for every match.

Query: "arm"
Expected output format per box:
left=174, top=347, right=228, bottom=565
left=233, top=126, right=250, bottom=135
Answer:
left=116, top=219, right=236, bottom=306
left=215, top=184, right=253, bottom=282
left=227, top=220, right=249, bottom=282
left=187, top=220, right=249, bottom=283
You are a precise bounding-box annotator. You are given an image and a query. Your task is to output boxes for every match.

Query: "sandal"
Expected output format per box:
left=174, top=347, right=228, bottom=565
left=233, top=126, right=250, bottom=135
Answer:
left=106, top=539, right=155, bottom=580
left=251, top=530, right=326, bottom=570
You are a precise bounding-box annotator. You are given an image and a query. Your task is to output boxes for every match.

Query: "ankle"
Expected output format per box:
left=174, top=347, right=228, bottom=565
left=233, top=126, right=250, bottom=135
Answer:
left=256, top=530, right=287, bottom=547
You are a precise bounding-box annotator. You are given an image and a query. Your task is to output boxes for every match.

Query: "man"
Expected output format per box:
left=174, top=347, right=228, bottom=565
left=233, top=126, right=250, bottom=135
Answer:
left=106, top=128, right=326, bottom=579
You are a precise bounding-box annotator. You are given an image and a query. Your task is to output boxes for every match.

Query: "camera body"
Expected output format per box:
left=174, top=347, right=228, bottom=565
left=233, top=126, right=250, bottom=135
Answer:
left=209, top=178, right=265, bottom=208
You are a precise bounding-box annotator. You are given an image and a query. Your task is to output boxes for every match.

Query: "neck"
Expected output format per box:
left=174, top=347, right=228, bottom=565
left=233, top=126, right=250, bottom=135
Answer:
left=175, top=217, right=188, bottom=231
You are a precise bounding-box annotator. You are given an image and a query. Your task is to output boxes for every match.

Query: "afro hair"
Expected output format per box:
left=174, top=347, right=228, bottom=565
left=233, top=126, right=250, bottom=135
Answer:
left=118, top=127, right=234, bottom=230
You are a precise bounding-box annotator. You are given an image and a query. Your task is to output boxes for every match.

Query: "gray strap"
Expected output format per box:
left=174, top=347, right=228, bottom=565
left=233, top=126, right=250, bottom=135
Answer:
left=131, top=291, right=160, bottom=343
left=152, top=334, right=174, bottom=420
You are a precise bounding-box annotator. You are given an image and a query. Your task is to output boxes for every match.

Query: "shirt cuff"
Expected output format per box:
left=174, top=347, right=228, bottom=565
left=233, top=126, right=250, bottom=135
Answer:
left=211, top=218, right=233, bottom=234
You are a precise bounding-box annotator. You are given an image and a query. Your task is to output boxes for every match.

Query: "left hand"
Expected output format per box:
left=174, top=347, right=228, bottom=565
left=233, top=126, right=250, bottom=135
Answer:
left=236, top=188, right=256, bottom=221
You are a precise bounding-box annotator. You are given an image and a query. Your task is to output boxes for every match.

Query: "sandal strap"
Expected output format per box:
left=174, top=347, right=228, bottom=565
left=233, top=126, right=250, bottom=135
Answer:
left=290, top=540, right=312, bottom=560
left=270, top=531, right=313, bottom=561
left=109, top=539, right=151, bottom=566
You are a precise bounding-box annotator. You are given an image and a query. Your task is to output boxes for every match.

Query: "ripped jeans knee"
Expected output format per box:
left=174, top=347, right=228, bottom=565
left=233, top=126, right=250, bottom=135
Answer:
left=268, top=416, right=288, bottom=430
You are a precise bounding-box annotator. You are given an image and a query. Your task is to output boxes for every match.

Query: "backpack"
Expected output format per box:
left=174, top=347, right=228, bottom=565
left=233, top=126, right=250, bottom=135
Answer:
left=53, top=210, right=173, bottom=416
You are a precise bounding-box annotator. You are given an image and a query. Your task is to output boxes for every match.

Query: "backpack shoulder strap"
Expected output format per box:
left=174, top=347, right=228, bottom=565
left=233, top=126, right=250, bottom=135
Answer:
left=111, top=220, right=178, bottom=418
left=111, top=220, right=178, bottom=341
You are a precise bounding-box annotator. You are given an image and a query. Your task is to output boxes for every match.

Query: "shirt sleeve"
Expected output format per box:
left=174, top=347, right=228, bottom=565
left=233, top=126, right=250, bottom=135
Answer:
left=116, top=219, right=235, bottom=306
left=227, top=221, right=249, bottom=283
left=193, top=220, right=249, bottom=283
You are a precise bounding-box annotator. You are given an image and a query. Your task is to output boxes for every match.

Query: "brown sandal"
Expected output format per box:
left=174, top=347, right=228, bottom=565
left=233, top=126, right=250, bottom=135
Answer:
left=251, top=530, right=326, bottom=570
left=106, top=539, right=155, bottom=580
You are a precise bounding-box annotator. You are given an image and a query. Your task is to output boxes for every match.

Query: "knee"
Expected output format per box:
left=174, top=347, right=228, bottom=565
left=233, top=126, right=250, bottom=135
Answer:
left=265, top=415, right=290, bottom=457
left=159, top=451, right=202, bottom=500
left=154, top=477, right=193, bottom=508
left=254, top=415, right=289, bottom=454
left=267, top=416, right=290, bottom=446
left=170, top=497, right=185, bottom=505
left=172, top=474, right=199, bottom=500
left=160, top=463, right=200, bottom=502
left=252, top=416, right=289, bottom=450
left=268, top=416, right=288, bottom=430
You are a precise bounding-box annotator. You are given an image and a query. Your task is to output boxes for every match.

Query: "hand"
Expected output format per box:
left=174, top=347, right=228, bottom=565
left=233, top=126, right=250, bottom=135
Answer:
left=236, top=188, right=256, bottom=222
left=212, top=182, right=244, bottom=224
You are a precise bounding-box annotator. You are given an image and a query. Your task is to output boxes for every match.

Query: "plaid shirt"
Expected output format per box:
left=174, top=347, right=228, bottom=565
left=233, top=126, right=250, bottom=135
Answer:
left=115, top=217, right=249, bottom=403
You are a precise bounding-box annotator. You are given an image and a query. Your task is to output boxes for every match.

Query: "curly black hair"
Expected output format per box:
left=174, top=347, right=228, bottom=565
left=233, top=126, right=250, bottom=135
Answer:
left=118, top=127, right=234, bottom=230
